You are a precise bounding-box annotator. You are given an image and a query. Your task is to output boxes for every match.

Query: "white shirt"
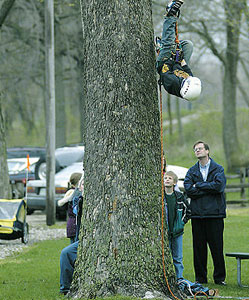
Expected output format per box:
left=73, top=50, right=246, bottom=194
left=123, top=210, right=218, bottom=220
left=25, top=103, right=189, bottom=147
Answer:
left=199, top=159, right=210, bottom=182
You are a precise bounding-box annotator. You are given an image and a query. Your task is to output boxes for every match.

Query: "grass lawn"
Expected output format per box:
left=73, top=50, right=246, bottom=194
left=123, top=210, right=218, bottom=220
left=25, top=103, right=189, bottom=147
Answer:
left=0, top=208, right=248, bottom=300
left=0, top=238, right=68, bottom=300
left=183, top=207, right=249, bottom=298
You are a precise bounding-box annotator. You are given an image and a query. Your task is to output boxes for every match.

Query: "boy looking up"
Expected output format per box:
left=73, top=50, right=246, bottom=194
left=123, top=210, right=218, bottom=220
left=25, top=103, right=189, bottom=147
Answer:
left=164, top=171, right=190, bottom=279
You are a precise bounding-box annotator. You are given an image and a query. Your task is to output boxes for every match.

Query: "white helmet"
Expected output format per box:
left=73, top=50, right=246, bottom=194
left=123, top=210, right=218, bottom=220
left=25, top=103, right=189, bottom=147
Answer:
left=180, top=76, right=202, bottom=101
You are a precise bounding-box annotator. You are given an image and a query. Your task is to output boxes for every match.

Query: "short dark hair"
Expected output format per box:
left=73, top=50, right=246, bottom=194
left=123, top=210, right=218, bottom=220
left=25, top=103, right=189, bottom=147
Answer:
left=193, top=140, right=210, bottom=151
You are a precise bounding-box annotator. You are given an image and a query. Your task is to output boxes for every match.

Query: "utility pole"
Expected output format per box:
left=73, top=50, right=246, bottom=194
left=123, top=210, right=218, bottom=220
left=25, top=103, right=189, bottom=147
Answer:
left=45, top=0, right=56, bottom=225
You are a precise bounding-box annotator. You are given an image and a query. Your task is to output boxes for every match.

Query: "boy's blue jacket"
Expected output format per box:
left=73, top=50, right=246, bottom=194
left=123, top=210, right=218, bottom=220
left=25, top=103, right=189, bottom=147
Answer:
left=184, top=158, right=226, bottom=218
left=164, top=191, right=191, bottom=239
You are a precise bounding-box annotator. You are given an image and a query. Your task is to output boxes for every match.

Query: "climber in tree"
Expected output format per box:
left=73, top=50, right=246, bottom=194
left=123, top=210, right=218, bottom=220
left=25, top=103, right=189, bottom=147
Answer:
left=156, top=0, right=202, bottom=101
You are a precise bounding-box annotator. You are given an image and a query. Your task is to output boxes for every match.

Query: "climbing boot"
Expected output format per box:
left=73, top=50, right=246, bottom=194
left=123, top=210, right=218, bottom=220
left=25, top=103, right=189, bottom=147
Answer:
left=166, top=0, right=184, bottom=17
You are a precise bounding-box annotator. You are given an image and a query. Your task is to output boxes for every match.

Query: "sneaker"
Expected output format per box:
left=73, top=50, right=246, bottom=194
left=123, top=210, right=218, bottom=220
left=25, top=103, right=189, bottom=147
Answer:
left=166, top=0, right=184, bottom=17
left=215, top=281, right=227, bottom=286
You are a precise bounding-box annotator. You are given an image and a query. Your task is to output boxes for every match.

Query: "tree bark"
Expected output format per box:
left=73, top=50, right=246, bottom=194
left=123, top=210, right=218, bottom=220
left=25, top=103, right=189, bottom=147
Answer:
left=0, top=0, right=15, bottom=27
left=71, top=0, right=178, bottom=298
left=0, top=0, right=15, bottom=198
left=0, top=97, right=11, bottom=199
left=223, top=0, right=244, bottom=171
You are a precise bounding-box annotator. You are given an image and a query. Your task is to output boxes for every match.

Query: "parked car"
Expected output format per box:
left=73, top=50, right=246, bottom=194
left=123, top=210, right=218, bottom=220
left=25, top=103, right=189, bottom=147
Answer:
left=8, top=157, right=39, bottom=198
left=34, top=145, right=84, bottom=180
left=7, top=147, right=46, bottom=160
left=7, top=145, right=85, bottom=199
left=7, top=145, right=85, bottom=180
left=26, top=162, right=84, bottom=218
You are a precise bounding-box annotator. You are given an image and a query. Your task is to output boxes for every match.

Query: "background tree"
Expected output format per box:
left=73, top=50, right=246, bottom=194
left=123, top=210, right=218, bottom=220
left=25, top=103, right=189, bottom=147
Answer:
left=179, top=0, right=248, bottom=171
left=0, top=0, right=16, bottom=198
left=0, top=95, right=11, bottom=199
left=70, top=0, right=179, bottom=298
left=0, top=0, right=84, bottom=146
left=152, top=0, right=249, bottom=170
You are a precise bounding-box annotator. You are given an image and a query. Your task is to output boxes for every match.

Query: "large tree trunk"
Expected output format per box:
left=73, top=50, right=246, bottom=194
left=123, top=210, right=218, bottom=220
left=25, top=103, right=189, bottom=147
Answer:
left=70, top=0, right=178, bottom=298
left=0, top=0, right=16, bottom=198
left=0, top=99, right=11, bottom=199
left=78, top=56, right=86, bottom=145
left=0, top=0, right=15, bottom=27
left=223, top=0, right=244, bottom=171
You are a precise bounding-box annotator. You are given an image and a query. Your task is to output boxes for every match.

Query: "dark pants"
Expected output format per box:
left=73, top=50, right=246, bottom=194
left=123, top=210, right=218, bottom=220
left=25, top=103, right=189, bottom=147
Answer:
left=191, top=218, right=226, bottom=283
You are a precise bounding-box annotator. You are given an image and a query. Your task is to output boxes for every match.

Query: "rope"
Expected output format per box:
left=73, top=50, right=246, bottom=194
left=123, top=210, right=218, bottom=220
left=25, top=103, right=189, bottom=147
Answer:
left=175, top=22, right=180, bottom=45
left=194, top=291, right=209, bottom=299
left=159, top=83, right=209, bottom=300
left=159, top=82, right=182, bottom=300
left=159, top=19, right=209, bottom=300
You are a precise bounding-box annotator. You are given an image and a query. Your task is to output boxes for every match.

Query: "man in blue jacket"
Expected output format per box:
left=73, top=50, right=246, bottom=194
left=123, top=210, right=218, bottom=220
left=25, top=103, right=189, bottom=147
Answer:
left=184, top=141, right=226, bottom=286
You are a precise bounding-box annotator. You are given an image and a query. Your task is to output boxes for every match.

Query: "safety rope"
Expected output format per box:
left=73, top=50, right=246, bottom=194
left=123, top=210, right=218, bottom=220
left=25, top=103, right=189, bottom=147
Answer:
left=159, top=82, right=209, bottom=300
left=158, top=17, right=209, bottom=300
left=175, top=22, right=180, bottom=45
left=194, top=291, right=209, bottom=300
left=159, top=81, right=182, bottom=300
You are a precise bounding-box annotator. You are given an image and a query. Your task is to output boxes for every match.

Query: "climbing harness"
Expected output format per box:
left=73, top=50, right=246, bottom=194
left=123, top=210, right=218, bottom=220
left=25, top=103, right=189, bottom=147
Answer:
left=171, top=22, right=183, bottom=63
left=155, top=22, right=183, bottom=64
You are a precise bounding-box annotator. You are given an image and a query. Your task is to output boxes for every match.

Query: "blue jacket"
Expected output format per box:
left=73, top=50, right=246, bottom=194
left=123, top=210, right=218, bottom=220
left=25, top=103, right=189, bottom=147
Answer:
left=184, top=158, right=226, bottom=218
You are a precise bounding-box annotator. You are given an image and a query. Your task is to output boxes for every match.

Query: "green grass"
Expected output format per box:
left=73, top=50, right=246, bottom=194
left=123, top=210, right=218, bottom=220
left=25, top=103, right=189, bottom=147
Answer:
left=183, top=207, right=249, bottom=298
left=0, top=209, right=248, bottom=300
left=0, top=239, right=68, bottom=300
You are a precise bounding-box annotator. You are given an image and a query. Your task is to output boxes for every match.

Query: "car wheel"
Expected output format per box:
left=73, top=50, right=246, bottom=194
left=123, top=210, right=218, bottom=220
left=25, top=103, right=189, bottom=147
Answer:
left=21, top=222, right=29, bottom=244
left=35, top=157, right=61, bottom=180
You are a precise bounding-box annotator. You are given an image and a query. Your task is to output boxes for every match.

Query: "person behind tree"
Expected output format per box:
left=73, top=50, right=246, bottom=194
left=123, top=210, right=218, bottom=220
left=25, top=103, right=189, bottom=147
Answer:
left=58, top=172, right=82, bottom=244
left=156, top=0, right=201, bottom=101
left=164, top=170, right=191, bottom=280
left=59, top=174, right=84, bottom=295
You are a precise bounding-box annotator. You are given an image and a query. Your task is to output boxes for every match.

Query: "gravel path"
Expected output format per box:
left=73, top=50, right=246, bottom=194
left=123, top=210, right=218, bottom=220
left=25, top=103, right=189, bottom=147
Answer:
left=0, top=212, right=66, bottom=260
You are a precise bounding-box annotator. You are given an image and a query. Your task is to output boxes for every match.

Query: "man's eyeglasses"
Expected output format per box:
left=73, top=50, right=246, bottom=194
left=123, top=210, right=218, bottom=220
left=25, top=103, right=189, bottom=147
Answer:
left=194, top=147, right=205, bottom=152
